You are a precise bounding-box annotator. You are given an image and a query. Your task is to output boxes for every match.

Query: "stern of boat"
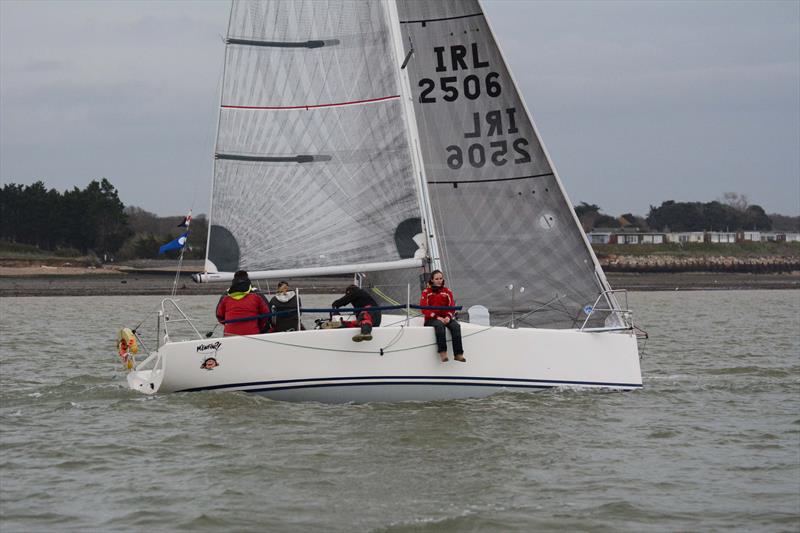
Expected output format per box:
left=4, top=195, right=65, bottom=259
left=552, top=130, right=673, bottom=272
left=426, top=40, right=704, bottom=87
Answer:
left=126, top=349, right=166, bottom=395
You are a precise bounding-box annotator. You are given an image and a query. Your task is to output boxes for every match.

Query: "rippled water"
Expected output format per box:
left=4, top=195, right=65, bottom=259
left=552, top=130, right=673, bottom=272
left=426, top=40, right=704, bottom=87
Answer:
left=1, top=291, right=798, bottom=532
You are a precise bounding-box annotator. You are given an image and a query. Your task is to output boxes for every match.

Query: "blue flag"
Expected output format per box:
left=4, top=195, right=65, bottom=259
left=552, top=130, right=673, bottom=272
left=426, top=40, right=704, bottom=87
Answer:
left=158, top=232, right=188, bottom=255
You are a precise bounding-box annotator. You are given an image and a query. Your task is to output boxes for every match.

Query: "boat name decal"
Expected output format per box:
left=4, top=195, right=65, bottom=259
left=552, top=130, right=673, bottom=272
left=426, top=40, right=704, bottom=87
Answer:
left=196, top=341, right=222, bottom=352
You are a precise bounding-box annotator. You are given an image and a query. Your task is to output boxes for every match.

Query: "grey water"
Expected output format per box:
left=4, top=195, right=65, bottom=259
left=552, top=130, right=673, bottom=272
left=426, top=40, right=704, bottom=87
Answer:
left=1, top=290, right=798, bottom=532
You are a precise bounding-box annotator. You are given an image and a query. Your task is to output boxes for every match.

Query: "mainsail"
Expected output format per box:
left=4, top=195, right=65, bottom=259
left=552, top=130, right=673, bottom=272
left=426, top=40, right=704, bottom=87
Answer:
left=206, top=0, right=425, bottom=275
left=392, top=0, right=613, bottom=328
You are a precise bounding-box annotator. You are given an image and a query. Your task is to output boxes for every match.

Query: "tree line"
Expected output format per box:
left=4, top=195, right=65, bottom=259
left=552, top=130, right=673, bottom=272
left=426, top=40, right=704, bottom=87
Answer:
left=1, top=180, right=795, bottom=259
left=1, top=180, right=130, bottom=255
left=575, top=193, right=791, bottom=233
left=0, top=180, right=206, bottom=259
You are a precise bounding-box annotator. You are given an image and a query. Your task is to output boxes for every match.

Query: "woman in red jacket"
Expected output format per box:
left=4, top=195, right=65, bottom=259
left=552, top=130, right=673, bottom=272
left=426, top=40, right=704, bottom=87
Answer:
left=215, top=270, right=269, bottom=336
left=419, top=270, right=465, bottom=363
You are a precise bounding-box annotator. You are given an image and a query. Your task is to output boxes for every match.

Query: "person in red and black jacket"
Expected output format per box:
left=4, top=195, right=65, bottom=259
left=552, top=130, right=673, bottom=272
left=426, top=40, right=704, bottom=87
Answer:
left=331, top=285, right=381, bottom=342
left=215, top=270, right=269, bottom=336
left=420, top=269, right=465, bottom=363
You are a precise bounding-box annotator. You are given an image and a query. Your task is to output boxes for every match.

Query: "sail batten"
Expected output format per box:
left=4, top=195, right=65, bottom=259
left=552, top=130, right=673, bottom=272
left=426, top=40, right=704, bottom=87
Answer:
left=215, top=153, right=332, bottom=163
left=226, top=37, right=340, bottom=48
left=428, top=172, right=555, bottom=185
left=220, top=95, right=401, bottom=111
left=399, top=13, right=484, bottom=25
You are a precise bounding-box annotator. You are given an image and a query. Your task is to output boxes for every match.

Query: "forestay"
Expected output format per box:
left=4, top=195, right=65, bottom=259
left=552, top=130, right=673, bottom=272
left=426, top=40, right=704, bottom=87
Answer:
left=391, top=0, right=613, bottom=328
left=207, top=0, right=425, bottom=275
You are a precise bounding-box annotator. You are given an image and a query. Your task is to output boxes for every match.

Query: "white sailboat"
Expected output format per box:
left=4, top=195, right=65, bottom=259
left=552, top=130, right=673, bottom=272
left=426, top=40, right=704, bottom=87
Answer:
left=124, top=0, right=642, bottom=402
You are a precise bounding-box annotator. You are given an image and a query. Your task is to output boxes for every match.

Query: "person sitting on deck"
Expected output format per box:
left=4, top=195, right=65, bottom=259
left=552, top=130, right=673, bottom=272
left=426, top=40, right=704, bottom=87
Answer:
left=215, top=270, right=269, bottom=336
left=269, top=281, right=305, bottom=332
left=420, top=269, right=465, bottom=363
left=331, top=285, right=382, bottom=342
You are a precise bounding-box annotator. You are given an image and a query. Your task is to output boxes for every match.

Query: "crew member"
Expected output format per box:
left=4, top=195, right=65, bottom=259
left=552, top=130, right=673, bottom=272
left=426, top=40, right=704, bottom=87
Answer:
left=420, top=269, right=465, bottom=362
left=269, top=281, right=304, bottom=332
left=215, top=270, right=269, bottom=336
left=331, top=285, right=382, bottom=342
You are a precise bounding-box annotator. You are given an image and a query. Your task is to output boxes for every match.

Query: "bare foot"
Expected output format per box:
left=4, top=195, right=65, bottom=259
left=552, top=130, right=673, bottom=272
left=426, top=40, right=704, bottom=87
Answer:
left=439, top=352, right=449, bottom=362
left=454, top=354, right=466, bottom=363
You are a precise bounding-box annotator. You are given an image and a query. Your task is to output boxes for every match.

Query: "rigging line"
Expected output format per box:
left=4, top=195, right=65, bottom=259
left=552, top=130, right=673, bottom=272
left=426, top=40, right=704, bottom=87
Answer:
left=428, top=172, right=555, bottom=185
left=399, top=12, right=483, bottom=24
left=511, top=295, right=565, bottom=322
left=380, top=325, right=407, bottom=352
left=381, top=323, right=495, bottom=353
left=371, top=286, right=402, bottom=306
left=215, top=322, right=496, bottom=355
left=220, top=95, right=400, bottom=111
left=132, top=309, right=158, bottom=333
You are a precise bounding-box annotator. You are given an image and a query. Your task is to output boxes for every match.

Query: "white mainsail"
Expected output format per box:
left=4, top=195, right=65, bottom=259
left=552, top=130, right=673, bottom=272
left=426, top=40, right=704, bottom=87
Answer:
left=206, top=0, right=427, bottom=276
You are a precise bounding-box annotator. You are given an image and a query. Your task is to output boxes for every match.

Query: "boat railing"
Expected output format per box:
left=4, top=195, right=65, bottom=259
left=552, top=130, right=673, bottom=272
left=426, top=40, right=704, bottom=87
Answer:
left=219, top=303, right=462, bottom=327
left=578, top=289, right=633, bottom=332
left=140, top=292, right=460, bottom=349
left=137, top=288, right=634, bottom=350
left=159, top=298, right=205, bottom=345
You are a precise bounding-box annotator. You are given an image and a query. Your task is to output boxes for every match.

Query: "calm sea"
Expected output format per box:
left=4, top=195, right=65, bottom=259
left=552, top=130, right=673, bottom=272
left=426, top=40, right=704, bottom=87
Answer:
left=1, top=290, right=798, bottom=532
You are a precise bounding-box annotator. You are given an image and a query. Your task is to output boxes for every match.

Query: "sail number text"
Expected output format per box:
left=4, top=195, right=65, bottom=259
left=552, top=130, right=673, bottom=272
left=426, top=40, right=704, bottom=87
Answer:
left=417, top=43, right=532, bottom=170
left=418, top=44, right=500, bottom=104
left=418, top=72, right=501, bottom=103
left=445, top=108, right=530, bottom=168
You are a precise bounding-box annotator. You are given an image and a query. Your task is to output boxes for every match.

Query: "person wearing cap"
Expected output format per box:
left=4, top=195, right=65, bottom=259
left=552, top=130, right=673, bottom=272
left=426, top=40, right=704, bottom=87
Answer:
left=215, top=270, right=270, bottom=336
left=331, top=285, right=382, bottom=342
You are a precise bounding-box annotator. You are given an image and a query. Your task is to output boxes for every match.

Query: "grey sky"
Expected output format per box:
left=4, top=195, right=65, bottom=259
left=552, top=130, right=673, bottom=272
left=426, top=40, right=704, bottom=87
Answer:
left=1, top=0, right=798, bottom=217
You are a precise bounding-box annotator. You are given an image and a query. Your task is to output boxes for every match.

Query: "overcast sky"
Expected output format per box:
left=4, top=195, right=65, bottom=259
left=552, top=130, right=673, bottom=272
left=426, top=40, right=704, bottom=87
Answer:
left=1, top=0, right=798, bottom=217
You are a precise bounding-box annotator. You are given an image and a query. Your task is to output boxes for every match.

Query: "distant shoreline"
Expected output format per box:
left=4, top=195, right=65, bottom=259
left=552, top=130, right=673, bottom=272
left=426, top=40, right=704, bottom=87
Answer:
left=0, top=268, right=797, bottom=297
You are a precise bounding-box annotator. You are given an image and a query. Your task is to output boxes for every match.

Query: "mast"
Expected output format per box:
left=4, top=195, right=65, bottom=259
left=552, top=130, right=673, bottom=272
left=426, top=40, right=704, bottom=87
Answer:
left=203, top=0, right=235, bottom=275
left=385, top=0, right=441, bottom=273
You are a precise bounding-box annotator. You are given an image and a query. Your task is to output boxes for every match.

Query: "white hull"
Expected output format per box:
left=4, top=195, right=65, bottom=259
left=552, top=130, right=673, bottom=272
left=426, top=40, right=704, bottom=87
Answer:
left=127, top=319, right=642, bottom=403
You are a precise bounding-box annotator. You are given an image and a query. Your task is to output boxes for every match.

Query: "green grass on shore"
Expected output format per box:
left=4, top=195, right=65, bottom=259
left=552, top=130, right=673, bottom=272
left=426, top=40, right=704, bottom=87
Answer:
left=0, top=241, right=94, bottom=263
left=593, top=242, right=800, bottom=257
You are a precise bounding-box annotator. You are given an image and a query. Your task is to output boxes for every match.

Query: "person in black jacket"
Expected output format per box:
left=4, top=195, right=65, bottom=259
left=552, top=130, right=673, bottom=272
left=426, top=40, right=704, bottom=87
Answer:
left=331, top=285, right=382, bottom=342
left=269, top=281, right=305, bottom=332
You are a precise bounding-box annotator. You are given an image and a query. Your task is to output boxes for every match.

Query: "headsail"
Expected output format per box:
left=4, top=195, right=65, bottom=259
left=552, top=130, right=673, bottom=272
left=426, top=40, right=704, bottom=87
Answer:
left=395, top=0, right=613, bottom=328
left=206, top=0, right=426, bottom=276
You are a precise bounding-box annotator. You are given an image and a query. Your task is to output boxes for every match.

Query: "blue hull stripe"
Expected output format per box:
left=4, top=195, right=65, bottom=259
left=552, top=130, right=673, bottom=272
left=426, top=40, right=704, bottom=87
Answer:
left=178, top=375, right=642, bottom=394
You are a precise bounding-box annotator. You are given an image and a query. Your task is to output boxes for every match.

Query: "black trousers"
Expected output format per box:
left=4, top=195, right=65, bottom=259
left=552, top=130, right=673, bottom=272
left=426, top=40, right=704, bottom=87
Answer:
left=424, top=318, right=463, bottom=355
